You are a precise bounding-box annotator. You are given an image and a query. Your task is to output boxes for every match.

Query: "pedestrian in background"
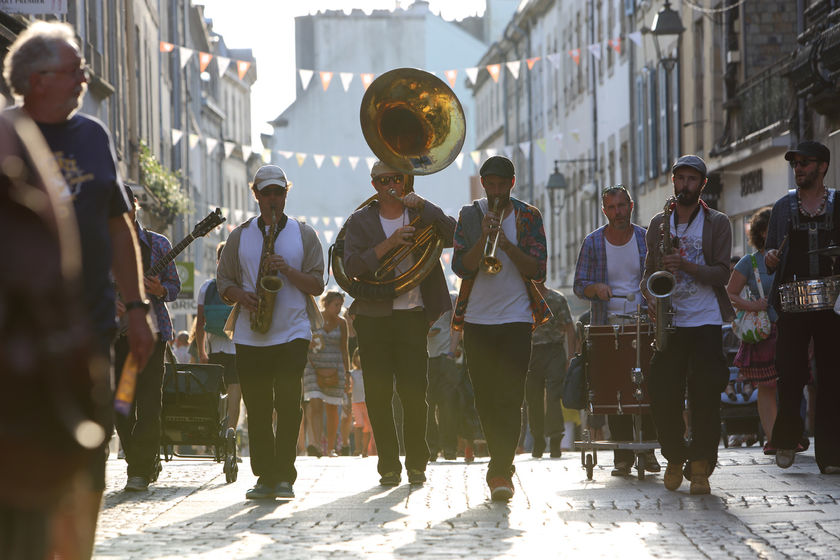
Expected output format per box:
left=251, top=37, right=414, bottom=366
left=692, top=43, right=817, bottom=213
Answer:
left=171, top=330, right=191, bottom=363
left=4, top=21, right=154, bottom=559
left=426, top=295, right=462, bottom=461
left=349, top=350, right=375, bottom=457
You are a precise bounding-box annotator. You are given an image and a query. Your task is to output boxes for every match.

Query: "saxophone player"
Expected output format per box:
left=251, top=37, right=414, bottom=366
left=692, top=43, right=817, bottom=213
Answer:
left=217, top=165, right=325, bottom=501
left=641, top=155, right=734, bottom=495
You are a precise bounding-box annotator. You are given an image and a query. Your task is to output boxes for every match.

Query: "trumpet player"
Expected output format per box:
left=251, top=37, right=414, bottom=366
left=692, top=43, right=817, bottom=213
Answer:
left=641, top=155, right=734, bottom=495
left=343, top=161, right=455, bottom=487
left=452, top=156, right=550, bottom=501
left=217, top=165, right=324, bottom=501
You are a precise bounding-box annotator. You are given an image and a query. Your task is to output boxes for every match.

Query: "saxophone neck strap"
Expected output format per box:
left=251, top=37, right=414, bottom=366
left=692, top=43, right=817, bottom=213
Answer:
left=257, top=213, right=288, bottom=245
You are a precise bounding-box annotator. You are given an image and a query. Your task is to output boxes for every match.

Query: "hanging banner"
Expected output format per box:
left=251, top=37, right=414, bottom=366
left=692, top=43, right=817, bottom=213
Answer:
left=506, top=60, right=521, bottom=80
left=223, top=141, right=236, bottom=158
left=313, top=154, right=325, bottom=168
left=587, top=43, right=601, bottom=60
left=628, top=31, right=643, bottom=47
left=569, top=49, right=581, bottom=65
left=188, top=133, right=200, bottom=149
left=536, top=138, right=547, bottom=152
left=465, top=67, right=479, bottom=84
left=484, top=148, right=498, bottom=159
left=199, top=52, right=213, bottom=73
left=526, top=57, right=540, bottom=70
left=519, top=141, right=531, bottom=155
left=319, top=71, right=333, bottom=91
left=160, top=41, right=175, bottom=53
left=486, top=63, right=501, bottom=83
left=205, top=137, right=218, bottom=155
left=455, top=153, right=464, bottom=170
left=179, top=47, right=193, bottom=70
left=365, top=157, right=377, bottom=171
left=340, top=72, right=354, bottom=91
left=608, top=38, right=622, bottom=54
left=470, top=150, right=481, bottom=166
left=546, top=53, right=562, bottom=69
left=279, top=150, right=294, bottom=159
left=299, top=69, right=314, bottom=90
left=360, top=73, right=375, bottom=91
left=216, top=56, right=231, bottom=77
left=348, top=156, right=360, bottom=170
left=295, top=153, right=307, bottom=167
left=171, top=129, right=183, bottom=146
left=444, top=69, right=458, bottom=89
left=331, top=155, right=342, bottom=167
left=236, top=60, right=251, bottom=80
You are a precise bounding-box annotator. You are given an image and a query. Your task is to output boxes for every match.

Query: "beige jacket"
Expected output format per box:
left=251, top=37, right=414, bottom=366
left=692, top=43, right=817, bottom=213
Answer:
left=216, top=217, right=324, bottom=337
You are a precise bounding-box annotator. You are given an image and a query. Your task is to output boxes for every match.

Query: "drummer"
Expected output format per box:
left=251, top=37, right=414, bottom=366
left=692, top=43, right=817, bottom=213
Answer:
left=573, top=185, right=658, bottom=477
left=765, top=141, right=840, bottom=473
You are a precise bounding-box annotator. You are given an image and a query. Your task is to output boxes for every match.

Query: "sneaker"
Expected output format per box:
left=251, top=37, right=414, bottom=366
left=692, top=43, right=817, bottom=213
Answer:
left=611, top=462, right=631, bottom=477
left=274, top=481, right=295, bottom=499
left=124, top=476, right=149, bottom=492
left=379, top=471, right=401, bottom=486
left=246, top=478, right=275, bottom=499
left=763, top=443, right=777, bottom=456
left=407, top=469, right=426, bottom=485
left=822, top=466, right=840, bottom=474
left=776, top=449, right=795, bottom=469
left=488, top=477, right=514, bottom=501
left=644, top=450, right=661, bottom=473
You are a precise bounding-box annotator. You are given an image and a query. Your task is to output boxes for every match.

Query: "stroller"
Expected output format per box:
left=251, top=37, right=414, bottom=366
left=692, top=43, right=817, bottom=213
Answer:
left=160, top=361, right=238, bottom=482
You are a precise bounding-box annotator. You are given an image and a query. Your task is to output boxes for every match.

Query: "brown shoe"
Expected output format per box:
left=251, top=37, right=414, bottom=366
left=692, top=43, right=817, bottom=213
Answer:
left=664, top=460, right=684, bottom=491
left=689, top=460, right=711, bottom=495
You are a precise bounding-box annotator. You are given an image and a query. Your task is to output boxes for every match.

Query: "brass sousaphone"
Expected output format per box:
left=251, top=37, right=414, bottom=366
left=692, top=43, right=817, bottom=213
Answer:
left=331, top=68, right=465, bottom=301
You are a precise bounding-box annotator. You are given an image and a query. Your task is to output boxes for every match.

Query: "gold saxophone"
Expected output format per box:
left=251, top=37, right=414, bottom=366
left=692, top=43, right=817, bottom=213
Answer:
left=250, top=208, right=284, bottom=334
left=646, top=197, right=676, bottom=351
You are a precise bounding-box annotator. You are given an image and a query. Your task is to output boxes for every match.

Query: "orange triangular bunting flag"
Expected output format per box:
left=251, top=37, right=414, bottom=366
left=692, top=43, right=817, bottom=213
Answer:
left=236, top=60, right=251, bottom=80
left=526, top=57, right=540, bottom=70
left=199, top=52, right=213, bottom=73
left=360, top=73, right=375, bottom=91
left=444, top=69, right=458, bottom=89
left=486, top=63, right=501, bottom=83
left=320, top=71, right=333, bottom=91
left=160, top=41, right=175, bottom=53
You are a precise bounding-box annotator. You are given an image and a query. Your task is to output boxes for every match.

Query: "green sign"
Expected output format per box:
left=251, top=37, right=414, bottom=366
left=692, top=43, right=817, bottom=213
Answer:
left=176, top=261, right=194, bottom=299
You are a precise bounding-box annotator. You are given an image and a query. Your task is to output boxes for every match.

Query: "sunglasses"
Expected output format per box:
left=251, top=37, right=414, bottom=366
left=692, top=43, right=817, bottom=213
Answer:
left=789, top=158, right=819, bottom=169
left=260, top=186, right=287, bottom=196
left=376, top=175, right=404, bottom=186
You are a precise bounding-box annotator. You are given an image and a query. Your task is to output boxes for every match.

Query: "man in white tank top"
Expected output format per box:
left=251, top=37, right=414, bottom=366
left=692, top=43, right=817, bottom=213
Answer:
left=642, top=155, right=734, bottom=496
left=217, top=165, right=325, bottom=501
left=452, top=156, right=550, bottom=502
left=573, top=185, right=658, bottom=478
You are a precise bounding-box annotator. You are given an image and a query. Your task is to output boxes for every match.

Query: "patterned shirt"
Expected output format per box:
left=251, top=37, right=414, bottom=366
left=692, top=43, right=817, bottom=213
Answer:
left=137, top=226, right=180, bottom=342
left=531, top=289, right=573, bottom=346
left=573, top=224, right=647, bottom=326
left=452, top=197, right=550, bottom=331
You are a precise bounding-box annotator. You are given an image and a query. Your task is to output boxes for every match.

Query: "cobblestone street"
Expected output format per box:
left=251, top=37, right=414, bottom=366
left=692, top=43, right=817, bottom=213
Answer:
left=94, top=444, right=840, bottom=559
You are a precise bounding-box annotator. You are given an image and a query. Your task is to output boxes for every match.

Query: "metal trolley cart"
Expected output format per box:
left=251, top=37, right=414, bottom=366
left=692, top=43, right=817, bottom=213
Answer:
left=160, top=362, right=238, bottom=483
left=574, top=312, right=659, bottom=480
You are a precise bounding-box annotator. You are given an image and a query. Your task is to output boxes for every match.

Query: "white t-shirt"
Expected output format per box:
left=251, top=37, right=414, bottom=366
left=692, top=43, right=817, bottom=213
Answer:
left=197, top=278, right=236, bottom=355
left=670, top=212, right=723, bottom=327
left=464, top=199, right=532, bottom=325
left=233, top=218, right=312, bottom=346
left=379, top=210, right=424, bottom=311
left=605, top=235, right=642, bottom=316
left=350, top=368, right=365, bottom=403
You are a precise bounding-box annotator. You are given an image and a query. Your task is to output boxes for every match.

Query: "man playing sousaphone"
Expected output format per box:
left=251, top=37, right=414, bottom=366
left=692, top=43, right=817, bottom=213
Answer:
left=217, top=165, right=325, bottom=501
left=343, top=161, right=455, bottom=487
left=765, top=141, right=840, bottom=473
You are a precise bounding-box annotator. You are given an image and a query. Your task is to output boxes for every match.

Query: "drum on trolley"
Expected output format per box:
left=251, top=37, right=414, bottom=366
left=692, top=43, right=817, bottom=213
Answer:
left=574, top=314, right=659, bottom=480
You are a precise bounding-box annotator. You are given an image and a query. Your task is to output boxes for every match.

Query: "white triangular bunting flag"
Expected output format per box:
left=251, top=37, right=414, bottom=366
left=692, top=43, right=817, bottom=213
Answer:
left=216, top=56, right=231, bottom=77
left=334, top=217, right=344, bottom=228
left=323, top=230, right=335, bottom=244
left=348, top=156, right=360, bottom=170
left=484, top=148, right=498, bottom=159
left=588, top=43, right=602, bottom=60
left=465, top=67, right=479, bottom=84
left=628, top=31, right=643, bottom=47
left=554, top=133, right=564, bottom=143
left=242, top=145, right=252, bottom=161
left=331, top=155, right=342, bottom=167
left=546, top=53, right=562, bottom=69
left=519, top=141, right=530, bottom=154
left=470, top=150, right=481, bottom=166
left=279, top=150, right=294, bottom=159
left=365, top=156, right=377, bottom=171
left=299, top=69, right=314, bottom=90
left=506, top=60, right=521, bottom=80
left=223, top=141, right=235, bottom=158
left=295, top=153, right=307, bottom=166
left=179, top=47, right=193, bottom=70
left=339, top=72, right=354, bottom=91
left=262, top=148, right=271, bottom=162
left=171, top=129, right=183, bottom=146
left=205, top=138, right=218, bottom=155
left=313, top=154, right=325, bottom=168
left=455, top=153, right=464, bottom=169
left=309, top=217, right=319, bottom=226
left=503, top=145, right=514, bottom=159
left=188, top=133, right=200, bottom=149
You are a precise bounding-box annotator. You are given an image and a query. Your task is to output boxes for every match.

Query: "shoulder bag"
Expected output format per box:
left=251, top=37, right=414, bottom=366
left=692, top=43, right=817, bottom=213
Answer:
left=731, top=253, right=772, bottom=343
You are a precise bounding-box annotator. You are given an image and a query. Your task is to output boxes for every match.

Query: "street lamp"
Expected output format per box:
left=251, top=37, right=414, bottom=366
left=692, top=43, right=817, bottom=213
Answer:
left=649, top=0, right=685, bottom=72
left=546, top=160, right=568, bottom=279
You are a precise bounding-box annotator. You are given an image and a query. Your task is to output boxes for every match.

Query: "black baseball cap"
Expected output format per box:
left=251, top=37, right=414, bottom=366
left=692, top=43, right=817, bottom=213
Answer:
left=784, top=141, right=830, bottom=164
left=671, top=155, right=707, bottom=178
left=479, top=155, right=515, bottom=178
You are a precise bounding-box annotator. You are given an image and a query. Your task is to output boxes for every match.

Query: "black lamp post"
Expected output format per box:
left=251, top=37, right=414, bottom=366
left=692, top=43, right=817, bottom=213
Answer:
left=546, top=160, right=567, bottom=279
left=649, top=0, right=685, bottom=72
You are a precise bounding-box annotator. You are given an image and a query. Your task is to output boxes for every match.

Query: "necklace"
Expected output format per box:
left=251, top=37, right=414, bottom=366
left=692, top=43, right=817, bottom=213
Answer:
left=798, top=187, right=828, bottom=218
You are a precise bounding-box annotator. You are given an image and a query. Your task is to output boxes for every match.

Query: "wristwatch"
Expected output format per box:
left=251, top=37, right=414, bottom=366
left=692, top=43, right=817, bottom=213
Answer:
left=124, top=299, right=151, bottom=313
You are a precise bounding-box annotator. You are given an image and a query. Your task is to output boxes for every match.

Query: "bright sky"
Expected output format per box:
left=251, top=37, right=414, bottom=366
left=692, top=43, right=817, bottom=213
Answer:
left=199, top=0, right=487, bottom=149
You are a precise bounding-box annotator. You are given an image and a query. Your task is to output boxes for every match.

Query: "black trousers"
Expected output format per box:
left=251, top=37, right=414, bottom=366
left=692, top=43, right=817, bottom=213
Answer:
left=235, top=339, right=309, bottom=484
left=426, top=355, right=462, bottom=455
left=114, top=335, right=165, bottom=479
left=648, top=325, right=728, bottom=470
left=463, top=322, right=532, bottom=482
left=355, top=310, right=430, bottom=475
left=525, top=342, right=566, bottom=443
left=772, top=310, right=840, bottom=471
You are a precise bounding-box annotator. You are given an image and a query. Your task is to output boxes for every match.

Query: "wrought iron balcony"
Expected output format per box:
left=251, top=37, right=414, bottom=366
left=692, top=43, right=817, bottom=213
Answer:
left=734, top=65, right=793, bottom=139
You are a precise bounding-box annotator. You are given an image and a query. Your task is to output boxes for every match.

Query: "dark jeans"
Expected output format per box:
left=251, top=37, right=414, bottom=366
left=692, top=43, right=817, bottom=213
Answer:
left=772, top=310, right=840, bottom=470
left=114, top=335, right=165, bottom=479
left=463, top=322, right=532, bottom=482
left=235, top=339, right=309, bottom=484
left=355, top=311, right=430, bottom=475
left=426, top=355, right=462, bottom=455
left=525, top=342, right=566, bottom=444
left=648, top=325, right=728, bottom=471
left=209, top=351, right=238, bottom=386
left=608, top=414, right=657, bottom=465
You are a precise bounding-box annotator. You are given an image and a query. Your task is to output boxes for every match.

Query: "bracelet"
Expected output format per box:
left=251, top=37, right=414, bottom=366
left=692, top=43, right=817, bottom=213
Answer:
left=124, top=299, right=151, bottom=313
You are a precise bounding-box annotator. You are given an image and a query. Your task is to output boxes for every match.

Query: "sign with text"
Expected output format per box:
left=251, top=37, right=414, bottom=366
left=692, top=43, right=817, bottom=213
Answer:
left=0, top=0, right=68, bottom=14
left=176, top=261, right=194, bottom=299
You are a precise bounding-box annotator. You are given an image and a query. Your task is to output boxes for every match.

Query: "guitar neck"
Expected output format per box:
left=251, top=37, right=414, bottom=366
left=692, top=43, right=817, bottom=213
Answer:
left=146, top=233, right=194, bottom=277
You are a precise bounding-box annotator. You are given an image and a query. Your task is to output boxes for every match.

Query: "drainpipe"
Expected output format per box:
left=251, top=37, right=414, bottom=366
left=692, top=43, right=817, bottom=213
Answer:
left=589, top=0, right=599, bottom=227
left=509, top=21, right=534, bottom=204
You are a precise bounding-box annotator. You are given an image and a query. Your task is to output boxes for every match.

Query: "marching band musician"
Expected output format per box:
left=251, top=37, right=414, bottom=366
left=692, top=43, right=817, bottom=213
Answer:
left=765, top=141, right=840, bottom=473
left=216, top=165, right=324, bottom=501
left=452, top=156, right=550, bottom=502
left=343, top=161, right=455, bottom=487
left=573, top=185, right=659, bottom=477
left=641, top=155, right=734, bottom=495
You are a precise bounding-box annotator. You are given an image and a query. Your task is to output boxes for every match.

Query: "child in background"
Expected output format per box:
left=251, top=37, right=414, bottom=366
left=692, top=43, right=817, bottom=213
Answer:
left=350, top=350, right=374, bottom=457
left=172, top=330, right=191, bottom=363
